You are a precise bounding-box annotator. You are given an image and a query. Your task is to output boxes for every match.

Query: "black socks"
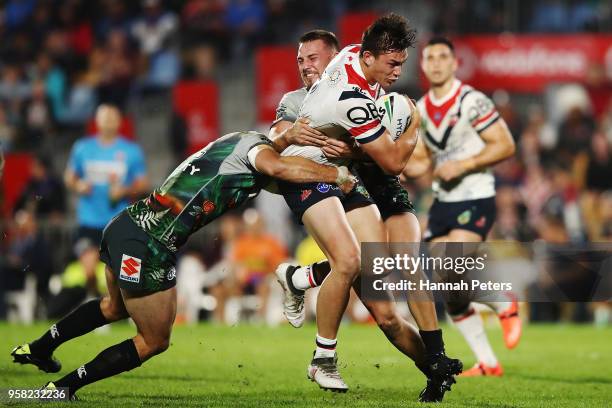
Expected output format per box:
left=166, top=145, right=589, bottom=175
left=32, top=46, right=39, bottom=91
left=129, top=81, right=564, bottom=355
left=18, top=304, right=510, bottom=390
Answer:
left=55, top=339, right=142, bottom=394
left=30, top=299, right=109, bottom=357
left=419, top=329, right=445, bottom=357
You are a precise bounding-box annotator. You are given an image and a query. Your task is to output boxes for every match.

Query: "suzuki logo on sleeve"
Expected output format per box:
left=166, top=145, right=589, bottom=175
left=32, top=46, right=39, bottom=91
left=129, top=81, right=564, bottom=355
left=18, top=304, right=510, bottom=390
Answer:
left=120, top=254, right=142, bottom=283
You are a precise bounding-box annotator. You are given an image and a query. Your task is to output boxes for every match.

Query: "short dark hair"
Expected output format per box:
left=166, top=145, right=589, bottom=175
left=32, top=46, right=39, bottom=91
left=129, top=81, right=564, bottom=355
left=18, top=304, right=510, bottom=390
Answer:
left=426, top=36, right=455, bottom=54
left=360, top=13, right=416, bottom=57
left=299, top=30, right=340, bottom=52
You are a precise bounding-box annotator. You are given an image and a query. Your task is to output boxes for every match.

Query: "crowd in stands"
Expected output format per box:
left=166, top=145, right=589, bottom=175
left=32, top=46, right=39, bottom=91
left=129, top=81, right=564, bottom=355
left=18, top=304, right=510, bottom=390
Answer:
left=0, top=0, right=610, bottom=325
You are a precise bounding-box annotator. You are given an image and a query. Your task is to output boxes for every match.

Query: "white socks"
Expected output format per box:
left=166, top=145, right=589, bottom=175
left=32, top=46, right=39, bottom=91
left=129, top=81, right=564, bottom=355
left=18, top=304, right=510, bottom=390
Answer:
left=291, top=265, right=316, bottom=291
left=314, top=334, right=337, bottom=358
left=452, top=306, right=498, bottom=367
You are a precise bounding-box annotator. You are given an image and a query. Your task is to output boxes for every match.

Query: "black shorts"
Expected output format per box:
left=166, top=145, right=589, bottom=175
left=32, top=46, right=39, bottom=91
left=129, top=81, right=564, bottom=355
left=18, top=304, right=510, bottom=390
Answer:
left=424, top=197, right=496, bottom=241
left=99, top=210, right=177, bottom=294
left=279, top=178, right=374, bottom=223
left=355, top=162, right=415, bottom=220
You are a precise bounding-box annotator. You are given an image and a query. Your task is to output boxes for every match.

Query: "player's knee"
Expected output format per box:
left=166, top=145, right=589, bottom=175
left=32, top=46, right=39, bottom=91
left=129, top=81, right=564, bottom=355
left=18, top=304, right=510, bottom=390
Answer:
left=155, top=337, right=171, bottom=353
left=373, top=310, right=401, bottom=336
left=146, top=335, right=171, bottom=356
left=331, top=248, right=360, bottom=278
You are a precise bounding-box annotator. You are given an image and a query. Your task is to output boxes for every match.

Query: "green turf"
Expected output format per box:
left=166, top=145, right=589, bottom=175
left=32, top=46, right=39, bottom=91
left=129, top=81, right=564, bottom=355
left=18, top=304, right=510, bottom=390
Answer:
left=1, top=322, right=610, bottom=407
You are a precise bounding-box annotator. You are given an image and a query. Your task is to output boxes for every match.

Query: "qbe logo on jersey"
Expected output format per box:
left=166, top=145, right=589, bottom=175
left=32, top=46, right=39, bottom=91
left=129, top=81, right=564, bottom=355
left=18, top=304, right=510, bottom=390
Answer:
left=120, top=254, right=142, bottom=283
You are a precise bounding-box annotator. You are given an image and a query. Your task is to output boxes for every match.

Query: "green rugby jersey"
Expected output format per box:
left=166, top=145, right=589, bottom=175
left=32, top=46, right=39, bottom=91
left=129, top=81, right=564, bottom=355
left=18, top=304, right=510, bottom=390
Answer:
left=126, top=131, right=272, bottom=252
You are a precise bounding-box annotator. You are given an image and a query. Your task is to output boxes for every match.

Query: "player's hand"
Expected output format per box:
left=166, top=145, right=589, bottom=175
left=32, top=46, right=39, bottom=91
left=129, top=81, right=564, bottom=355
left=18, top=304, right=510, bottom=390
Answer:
left=434, top=160, right=466, bottom=182
left=109, top=174, right=127, bottom=202
left=406, top=97, right=421, bottom=129
left=322, top=138, right=353, bottom=158
left=109, top=183, right=127, bottom=202
left=286, top=118, right=327, bottom=147
left=338, top=175, right=357, bottom=194
left=335, top=166, right=357, bottom=194
left=75, top=179, right=92, bottom=195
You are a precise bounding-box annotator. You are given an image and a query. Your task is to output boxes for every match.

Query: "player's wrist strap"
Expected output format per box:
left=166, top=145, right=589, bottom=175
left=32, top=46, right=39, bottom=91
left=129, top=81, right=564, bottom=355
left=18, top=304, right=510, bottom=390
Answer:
left=335, top=166, right=350, bottom=185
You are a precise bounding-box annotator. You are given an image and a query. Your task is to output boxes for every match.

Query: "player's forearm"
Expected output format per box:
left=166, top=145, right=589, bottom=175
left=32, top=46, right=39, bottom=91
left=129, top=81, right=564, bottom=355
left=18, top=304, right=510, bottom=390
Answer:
left=403, top=156, right=432, bottom=179
left=390, top=126, right=420, bottom=174
left=270, top=133, right=290, bottom=153
left=268, top=122, right=292, bottom=152
left=64, top=171, right=85, bottom=193
left=273, top=156, right=339, bottom=184
left=460, top=138, right=515, bottom=173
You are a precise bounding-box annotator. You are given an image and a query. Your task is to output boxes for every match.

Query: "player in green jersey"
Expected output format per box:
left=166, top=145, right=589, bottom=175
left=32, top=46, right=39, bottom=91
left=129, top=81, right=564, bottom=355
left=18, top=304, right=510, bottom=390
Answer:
left=11, top=131, right=357, bottom=399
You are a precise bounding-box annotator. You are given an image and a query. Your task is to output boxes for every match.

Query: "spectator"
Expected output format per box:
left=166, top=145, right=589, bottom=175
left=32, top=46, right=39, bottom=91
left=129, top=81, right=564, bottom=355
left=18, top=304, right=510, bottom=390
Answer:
left=229, top=209, right=287, bottom=322
left=182, top=44, right=218, bottom=80
left=181, top=0, right=230, bottom=59
left=1, top=209, right=52, bottom=307
left=95, top=0, right=132, bottom=41
left=0, top=65, right=31, bottom=121
left=557, top=106, right=596, bottom=159
left=46, top=237, right=107, bottom=319
left=19, top=80, right=54, bottom=148
left=205, top=213, right=244, bottom=323
left=0, top=105, right=16, bottom=151
left=582, top=131, right=612, bottom=241
left=132, top=0, right=180, bottom=89
left=64, top=104, right=148, bottom=244
left=14, top=153, right=66, bottom=220
left=44, top=29, right=78, bottom=77
left=97, top=29, right=138, bottom=108
left=225, top=0, right=266, bottom=58
left=57, top=0, right=94, bottom=57
left=60, top=70, right=98, bottom=126
left=29, top=52, right=67, bottom=123
left=529, top=0, right=568, bottom=32
left=131, top=0, right=178, bottom=56
left=4, top=0, right=37, bottom=31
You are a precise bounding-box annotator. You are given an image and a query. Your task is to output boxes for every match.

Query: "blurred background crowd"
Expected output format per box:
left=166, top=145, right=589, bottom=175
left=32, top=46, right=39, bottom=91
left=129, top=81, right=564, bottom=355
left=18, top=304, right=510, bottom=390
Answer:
left=0, top=0, right=610, bottom=326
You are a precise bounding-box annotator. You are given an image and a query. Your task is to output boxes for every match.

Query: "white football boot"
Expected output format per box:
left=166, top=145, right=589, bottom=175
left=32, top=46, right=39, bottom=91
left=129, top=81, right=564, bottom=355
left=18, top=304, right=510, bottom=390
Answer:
left=307, top=353, right=349, bottom=393
left=275, top=263, right=306, bottom=328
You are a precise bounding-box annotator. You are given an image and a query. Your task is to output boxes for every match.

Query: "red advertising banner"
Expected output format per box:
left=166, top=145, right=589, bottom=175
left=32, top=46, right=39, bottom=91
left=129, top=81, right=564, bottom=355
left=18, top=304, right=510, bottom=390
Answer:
left=256, top=46, right=301, bottom=124
left=339, top=12, right=378, bottom=46
left=1, top=153, right=32, bottom=217
left=442, top=35, right=612, bottom=93
left=173, top=81, right=220, bottom=154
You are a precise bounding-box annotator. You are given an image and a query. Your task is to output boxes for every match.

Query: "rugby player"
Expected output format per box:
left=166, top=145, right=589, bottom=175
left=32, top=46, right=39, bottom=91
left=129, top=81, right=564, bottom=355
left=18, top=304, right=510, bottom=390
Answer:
left=405, top=36, right=520, bottom=376
left=269, top=17, right=461, bottom=401
left=11, top=131, right=357, bottom=398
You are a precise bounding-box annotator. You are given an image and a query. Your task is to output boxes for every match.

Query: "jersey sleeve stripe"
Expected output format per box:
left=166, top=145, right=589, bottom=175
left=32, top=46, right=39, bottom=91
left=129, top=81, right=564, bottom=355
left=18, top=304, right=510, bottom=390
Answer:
left=348, top=120, right=381, bottom=136
left=476, top=115, right=500, bottom=134
left=471, top=109, right=498, bottom=127
left=355, top=126, right=385, bottom=144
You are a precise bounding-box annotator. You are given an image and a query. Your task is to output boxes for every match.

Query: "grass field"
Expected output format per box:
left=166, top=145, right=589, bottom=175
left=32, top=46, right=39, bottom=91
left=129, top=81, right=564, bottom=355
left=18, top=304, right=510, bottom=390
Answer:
left=1, top=322, right=611, bottom=407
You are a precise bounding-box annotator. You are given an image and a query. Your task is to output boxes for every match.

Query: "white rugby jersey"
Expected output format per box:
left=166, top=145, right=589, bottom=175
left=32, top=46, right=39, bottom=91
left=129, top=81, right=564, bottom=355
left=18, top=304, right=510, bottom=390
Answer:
left=281, top=45, right=385, bottom=165
left=417, top=79, right=499, bottom=202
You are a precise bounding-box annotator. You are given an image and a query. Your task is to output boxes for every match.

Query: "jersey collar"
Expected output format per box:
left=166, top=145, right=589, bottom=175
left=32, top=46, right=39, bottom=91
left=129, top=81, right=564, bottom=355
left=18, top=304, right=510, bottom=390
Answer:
left=345, top=48, right=379, bottom=98
left=428, top=79, right=462, bottom=106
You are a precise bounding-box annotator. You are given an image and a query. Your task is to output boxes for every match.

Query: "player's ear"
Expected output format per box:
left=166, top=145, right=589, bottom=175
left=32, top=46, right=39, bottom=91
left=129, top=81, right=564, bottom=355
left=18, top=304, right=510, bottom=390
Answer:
left=363, top=50, right=375, bottom=67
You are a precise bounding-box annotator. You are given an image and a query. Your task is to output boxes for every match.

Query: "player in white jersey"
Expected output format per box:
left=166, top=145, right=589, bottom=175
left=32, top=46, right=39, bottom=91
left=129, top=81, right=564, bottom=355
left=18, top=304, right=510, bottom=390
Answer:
left=269, top=20, right=462, bottom=402
left=405, top=37, right=521, bottom=377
